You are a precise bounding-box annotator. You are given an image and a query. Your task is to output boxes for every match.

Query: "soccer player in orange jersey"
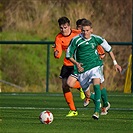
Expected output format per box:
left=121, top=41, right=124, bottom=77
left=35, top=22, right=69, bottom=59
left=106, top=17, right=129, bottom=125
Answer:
left=54, top=16, right=83, bottom=117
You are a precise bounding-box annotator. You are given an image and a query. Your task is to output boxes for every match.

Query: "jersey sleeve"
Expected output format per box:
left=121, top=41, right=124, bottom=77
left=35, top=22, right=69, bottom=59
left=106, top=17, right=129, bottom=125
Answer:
left=100, top=39, right=112, bottom=52
left=54, top=36, right=62, bottom=59
left=93, top=34, right=112, bottom=53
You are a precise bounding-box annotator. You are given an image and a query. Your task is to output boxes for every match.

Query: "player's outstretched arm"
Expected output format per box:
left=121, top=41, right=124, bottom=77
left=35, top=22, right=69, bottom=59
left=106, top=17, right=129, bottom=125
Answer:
left=109, top=51, right=122, bottom=73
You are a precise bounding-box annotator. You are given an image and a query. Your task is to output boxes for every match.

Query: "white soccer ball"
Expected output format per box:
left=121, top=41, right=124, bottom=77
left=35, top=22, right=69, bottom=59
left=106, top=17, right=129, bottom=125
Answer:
left=39, top=110, right=54, bottom=124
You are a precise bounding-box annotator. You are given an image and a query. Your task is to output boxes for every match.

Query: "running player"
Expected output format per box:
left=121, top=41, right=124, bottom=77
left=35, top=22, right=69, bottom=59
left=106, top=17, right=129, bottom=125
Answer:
left=67, top=18, right=108, bottom=112
left=53, top=16, right=84, bottom=117
left=66, top=19, right=122, bottom=119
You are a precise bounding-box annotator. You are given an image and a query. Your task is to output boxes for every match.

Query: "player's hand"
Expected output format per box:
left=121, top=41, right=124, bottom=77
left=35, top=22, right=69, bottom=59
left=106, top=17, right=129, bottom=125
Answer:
left=114, top=64, right=122, bottom=73
left=54, top=50, right=59, bottom=58
left=76, top=63, right=84, bottom=72
left=52, top=44, right=55, bottom=48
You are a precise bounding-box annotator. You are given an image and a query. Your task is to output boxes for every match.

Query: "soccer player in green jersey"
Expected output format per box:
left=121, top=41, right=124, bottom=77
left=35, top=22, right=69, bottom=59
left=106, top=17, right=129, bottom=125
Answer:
left=66, top=19, right=122, bottom=120
left=68, top=18, right=110, bottom=115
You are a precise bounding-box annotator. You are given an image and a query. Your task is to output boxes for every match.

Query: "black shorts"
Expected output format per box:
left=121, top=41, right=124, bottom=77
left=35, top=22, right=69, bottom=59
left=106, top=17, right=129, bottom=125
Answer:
left=59, top=65, right=74, bottom=79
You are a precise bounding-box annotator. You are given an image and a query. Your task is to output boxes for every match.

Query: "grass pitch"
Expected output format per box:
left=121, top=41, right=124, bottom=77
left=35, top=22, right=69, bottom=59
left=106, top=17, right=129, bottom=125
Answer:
left=0, top=92, right=133, bottom=133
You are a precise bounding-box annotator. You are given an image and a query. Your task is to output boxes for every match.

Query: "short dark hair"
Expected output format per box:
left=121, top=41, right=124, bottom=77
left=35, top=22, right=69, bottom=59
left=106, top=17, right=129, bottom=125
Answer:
left=58, top=16, right=70, bottom=26
left=76, top=18, right=86, bottom=27
left=81, top=19, right=92, bottom=27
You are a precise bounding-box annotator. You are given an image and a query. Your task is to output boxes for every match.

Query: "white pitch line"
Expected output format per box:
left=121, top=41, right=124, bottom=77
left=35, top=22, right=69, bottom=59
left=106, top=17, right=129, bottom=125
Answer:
left=0, top=93, right=133, bottom=97
left=0, top=106, right=133, bottom=111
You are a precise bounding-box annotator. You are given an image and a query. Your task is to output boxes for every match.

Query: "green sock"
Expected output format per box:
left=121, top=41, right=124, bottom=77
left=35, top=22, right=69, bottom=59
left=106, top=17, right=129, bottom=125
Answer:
left=90, top=92, right=95, bottom=102
left=101, top=88, right=108, bottom=107
left=94, top=84, right=101, bottom=113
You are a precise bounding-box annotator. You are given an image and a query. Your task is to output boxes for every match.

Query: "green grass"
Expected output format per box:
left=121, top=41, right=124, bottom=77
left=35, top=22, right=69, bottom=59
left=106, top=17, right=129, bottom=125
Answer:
left=0, top=92, right=133, bottom=133
left=0, top=31, right=42, bottom=41
left=1, top=44, right=65, bottom=92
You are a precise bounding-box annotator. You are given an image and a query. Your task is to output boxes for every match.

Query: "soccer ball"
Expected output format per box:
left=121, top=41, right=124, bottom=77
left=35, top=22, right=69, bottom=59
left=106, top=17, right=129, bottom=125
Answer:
left=39, top=110, right=54, bottom=124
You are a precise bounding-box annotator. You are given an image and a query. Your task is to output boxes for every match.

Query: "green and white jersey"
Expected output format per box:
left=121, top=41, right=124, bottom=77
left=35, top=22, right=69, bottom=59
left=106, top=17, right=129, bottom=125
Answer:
left=66, top=34, right=112, bottom=74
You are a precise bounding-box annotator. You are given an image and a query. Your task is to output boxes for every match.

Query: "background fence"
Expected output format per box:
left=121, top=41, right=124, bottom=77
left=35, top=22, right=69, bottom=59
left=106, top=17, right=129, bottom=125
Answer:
left=0, top=41, right=132, bottom=93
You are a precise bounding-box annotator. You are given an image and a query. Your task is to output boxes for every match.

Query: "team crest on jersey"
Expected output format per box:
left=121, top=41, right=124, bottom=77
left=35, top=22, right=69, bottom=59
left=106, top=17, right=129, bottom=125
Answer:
left=91, top=43, right=95, bottom=49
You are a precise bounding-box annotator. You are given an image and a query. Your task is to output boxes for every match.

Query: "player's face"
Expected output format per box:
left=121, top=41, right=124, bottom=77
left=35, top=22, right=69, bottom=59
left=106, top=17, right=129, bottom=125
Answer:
left=81, top=26, right=92, bottom=39
left=59, top=23, right=71, bottom=36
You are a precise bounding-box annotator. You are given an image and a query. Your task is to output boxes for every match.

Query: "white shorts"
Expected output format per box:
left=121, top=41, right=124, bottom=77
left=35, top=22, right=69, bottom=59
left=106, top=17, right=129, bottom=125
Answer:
left=78, top=66, right=104, bottom=92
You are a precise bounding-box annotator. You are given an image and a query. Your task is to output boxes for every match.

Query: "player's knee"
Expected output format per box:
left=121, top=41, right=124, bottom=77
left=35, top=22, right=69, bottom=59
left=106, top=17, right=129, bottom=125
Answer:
left=67, top=80, right=73, bottom=88
left=67, top=77, right=76, bottom=88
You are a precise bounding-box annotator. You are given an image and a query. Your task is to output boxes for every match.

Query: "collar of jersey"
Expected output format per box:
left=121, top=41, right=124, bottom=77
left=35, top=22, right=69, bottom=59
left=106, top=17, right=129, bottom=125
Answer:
left=80, top=33, right=92, bottom=41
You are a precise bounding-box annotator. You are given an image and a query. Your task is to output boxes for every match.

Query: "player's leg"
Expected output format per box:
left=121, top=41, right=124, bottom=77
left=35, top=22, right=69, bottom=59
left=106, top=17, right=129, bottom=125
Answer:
left=80, top=79, right=101, bottom=120
left=67, top=75, right=79, bottom=88
left=100, top=84, right=109, bottom=106
left=60, top=65, right=78, bottom=117
left=86, top=84, right=109, bottom=106
left=78, top=68, right=101, bottom=119
left=92, top=78, right=101, bottom=120
left=62, top=78, right=76, bottom=110
left=62, top=78, right=78, bottom=117
left=100, top=84, right=110, bottom=115
left=84, top=88, right=95, bottom=107
left=67, top=75, right=85, bottom=100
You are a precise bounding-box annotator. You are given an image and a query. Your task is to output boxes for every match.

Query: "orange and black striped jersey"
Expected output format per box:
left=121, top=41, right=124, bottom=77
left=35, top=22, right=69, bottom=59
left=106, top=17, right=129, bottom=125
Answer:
left=54, top=29, right=81, bottom=66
